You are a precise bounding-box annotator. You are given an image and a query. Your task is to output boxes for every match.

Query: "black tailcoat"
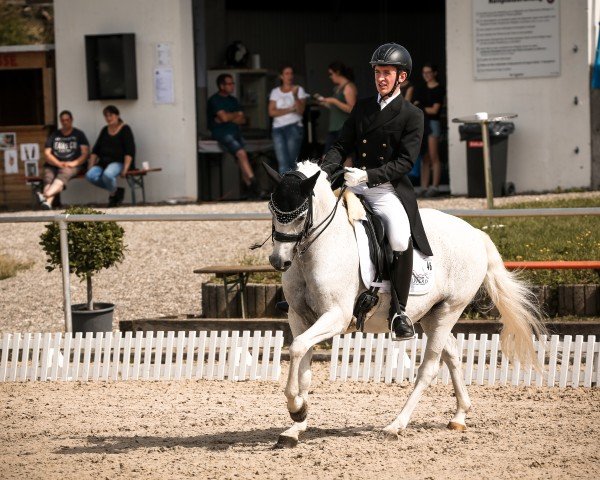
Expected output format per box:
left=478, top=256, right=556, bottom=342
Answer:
left=322, top=94, right=433, bottom=256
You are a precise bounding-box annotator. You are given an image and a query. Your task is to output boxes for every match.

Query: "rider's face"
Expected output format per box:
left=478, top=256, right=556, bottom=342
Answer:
left=374, top=66, right=406, bottom=97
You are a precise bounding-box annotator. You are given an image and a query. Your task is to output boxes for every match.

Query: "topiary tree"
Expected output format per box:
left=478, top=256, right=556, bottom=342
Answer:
left=40, top=206, right=126, bottom=311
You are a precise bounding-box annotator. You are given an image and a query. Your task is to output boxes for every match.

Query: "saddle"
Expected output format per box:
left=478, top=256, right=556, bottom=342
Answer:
left=352, top=198, right=395, bottom=331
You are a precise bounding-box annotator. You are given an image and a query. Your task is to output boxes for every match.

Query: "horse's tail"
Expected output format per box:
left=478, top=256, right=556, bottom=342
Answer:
left=480, top=231, right=547, bottom=370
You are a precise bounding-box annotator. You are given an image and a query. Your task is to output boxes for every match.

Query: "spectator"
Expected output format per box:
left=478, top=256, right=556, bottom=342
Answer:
left=85, top=105, right=135, bottom=207
left=207, top=73, right=264, bottom=199
left=39, top=110, right=89, bottom=210
left=415, top=63, right=445, bottom=197
left=399, top=78, right=414, bottom=102
left=268, top=65, right=308, bottom=174
left=319, top=61, right=358, bottom=157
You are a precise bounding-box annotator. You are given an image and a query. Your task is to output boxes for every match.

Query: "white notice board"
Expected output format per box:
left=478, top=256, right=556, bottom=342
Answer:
left=473, top=0, right=560, bottom=80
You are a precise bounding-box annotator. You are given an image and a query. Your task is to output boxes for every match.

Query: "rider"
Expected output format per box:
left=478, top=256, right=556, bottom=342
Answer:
left=321, top=43, right=433, bottom=340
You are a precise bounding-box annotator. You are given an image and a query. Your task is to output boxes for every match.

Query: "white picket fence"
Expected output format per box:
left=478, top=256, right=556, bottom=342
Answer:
left=330, top=333, right=600, bottom=388
left=0, top=330, right=283, bottom=382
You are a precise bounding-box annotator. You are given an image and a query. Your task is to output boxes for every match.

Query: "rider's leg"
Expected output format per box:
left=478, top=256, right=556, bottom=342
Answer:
left=390, top=239, right=415, bottom=338
left=362, top=186, right=414, bottom=339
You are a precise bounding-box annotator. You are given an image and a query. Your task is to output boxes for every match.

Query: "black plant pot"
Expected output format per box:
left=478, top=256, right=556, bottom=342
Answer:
left=71, top=303, right=115, bottom=333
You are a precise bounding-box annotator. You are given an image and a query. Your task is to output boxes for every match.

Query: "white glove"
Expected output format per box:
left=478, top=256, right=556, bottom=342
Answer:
left=344, top=167, right=368, bottom=187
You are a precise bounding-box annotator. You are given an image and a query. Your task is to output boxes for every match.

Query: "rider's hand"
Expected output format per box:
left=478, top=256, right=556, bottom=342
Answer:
left=344, top=167, right=368, bottom=187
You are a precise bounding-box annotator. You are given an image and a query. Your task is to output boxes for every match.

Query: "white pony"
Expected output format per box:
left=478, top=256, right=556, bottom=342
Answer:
left=265, top=160, right=544, bottom=448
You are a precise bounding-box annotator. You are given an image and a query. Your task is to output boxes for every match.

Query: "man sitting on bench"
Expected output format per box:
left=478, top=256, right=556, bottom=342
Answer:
left=38, top=110, right=90, bottom=210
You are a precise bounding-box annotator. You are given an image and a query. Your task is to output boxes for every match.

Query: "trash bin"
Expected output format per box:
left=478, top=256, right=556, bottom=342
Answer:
left=458, top=122, right=515, bottom=198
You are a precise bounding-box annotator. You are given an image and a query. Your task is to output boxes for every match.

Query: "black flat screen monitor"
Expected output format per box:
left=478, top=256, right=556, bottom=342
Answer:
left=85, top=33, right=137, bottom=100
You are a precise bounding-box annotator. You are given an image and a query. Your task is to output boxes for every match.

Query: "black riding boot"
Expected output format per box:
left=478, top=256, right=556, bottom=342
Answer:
left=389, top=239, right=415, bottom=340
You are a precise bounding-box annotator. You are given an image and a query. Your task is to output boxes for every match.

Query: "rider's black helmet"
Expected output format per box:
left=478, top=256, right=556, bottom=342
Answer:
left=369, top=43, right=412, bottom=78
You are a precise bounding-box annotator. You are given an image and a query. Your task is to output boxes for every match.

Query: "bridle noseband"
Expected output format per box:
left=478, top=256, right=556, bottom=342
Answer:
left=251, top=169, right=346, bottom=259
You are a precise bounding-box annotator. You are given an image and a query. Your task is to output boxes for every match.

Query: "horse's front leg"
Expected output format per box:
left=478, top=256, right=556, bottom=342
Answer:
left=278, top=306, right=347, bottom=447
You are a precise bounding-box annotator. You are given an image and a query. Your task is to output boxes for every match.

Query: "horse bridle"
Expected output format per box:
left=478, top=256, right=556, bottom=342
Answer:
left=251, top=170, right=346, bottom=258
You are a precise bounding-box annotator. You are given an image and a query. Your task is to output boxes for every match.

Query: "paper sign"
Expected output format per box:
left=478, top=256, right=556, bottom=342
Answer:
left=20, top=143, right=40, bottom=162
left=156, top=43, right=172, bottom=67
left=154, top=67, right=175, bottom=104
left=0, top=132, right=16, bottom=150
left=473, top=0, right=560, bottom=80
left=4, top=149, right=18, bottom=174
left=24, top=160, right=39, bottom=179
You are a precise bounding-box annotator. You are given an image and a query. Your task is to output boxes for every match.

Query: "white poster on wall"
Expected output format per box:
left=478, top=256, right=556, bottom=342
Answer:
left=20, top=143, right=40, bottom=162
left=154, top=67, right=175, bottom=104
left=473, top=0, right=560, bottom=80
left=156, top=42, right=172, bottom=67
left=24, top=160, right=39, bottom=179
left=4, top=149, right=18, bottom=174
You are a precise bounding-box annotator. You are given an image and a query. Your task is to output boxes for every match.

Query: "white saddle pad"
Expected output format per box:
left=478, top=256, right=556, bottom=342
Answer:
left=353, top=220, right=433, bottom=296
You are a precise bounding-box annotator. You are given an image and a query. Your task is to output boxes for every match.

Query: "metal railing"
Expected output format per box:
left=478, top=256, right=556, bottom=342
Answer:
left=1, top=207, right=599, bottom=332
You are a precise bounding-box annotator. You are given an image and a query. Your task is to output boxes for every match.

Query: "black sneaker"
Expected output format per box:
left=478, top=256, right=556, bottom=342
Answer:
left=108, top=187, right=125, bottom=207
left=115, top=187, right=125, bottom=205
left=36, top=191, right=46, bottom=205
left=40, top=201, right=52, bottom=210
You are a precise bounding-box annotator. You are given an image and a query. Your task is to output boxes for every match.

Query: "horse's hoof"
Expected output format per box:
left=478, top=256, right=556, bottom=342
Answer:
left=289, top=402, right=308, bottom=423
left=274, top=435, right=298, bottom=449
left=381, top=427, right=399, bottom=441
left=447, top=421, right=467, bottom=431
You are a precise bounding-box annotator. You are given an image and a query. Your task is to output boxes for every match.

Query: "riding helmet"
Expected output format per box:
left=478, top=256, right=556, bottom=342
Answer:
left=369, top=43, right=412, bottom=77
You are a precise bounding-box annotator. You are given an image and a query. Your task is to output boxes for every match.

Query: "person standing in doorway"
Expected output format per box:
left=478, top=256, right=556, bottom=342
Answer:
left=415, top=63, right=445, bottom=197
left=268, top=65, right=308, bottom=174
left=319, top=61, right=358, bottom=157
left=86, top=105, right=135, bottom=207
left=39, top=110, right=89, bottom=210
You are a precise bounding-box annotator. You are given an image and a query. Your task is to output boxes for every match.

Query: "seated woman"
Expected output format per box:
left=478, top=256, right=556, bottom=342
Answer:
left=39, top=110, right=89, bottom=210
left=86, top=105, right=135, bottom=207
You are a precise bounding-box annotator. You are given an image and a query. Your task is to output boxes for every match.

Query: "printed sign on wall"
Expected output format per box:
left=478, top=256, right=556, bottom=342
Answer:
left=20, top=143, right=40, bottom=162
left=4, top=149, right=18, bottom=174
left=473, top=0, right=560, bottom=80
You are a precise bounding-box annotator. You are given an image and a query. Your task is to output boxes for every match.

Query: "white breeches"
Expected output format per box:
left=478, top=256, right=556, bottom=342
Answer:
left=350, top=182, right=411, bottom=252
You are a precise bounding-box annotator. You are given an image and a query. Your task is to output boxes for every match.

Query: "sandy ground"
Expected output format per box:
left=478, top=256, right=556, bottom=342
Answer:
left=1, top=191, right=599, bottom=333
left=0, top=361, right=599, bottom=480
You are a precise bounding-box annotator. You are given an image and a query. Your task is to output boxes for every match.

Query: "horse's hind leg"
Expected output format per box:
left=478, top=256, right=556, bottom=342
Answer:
left=441, top=333, right=472, bottom=431
left=382, top=306, right=462, bottom=437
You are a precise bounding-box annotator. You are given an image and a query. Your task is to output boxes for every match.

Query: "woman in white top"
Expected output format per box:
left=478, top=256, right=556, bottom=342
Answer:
left=268, top=65, right=307, bottom=174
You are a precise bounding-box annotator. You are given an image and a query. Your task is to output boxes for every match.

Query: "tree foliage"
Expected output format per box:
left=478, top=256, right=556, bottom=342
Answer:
left=39, top=206, right=126, bottom=282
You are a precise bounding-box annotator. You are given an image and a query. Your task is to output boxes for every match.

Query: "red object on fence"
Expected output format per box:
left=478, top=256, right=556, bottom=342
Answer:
left=504, top=261, right=600, bottom=270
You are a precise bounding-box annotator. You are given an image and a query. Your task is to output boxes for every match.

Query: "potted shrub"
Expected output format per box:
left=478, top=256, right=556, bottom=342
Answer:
left=40, top=206, right=126, bottom=332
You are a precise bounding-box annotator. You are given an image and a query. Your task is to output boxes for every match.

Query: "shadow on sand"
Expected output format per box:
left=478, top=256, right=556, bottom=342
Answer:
left=55, top=425, right=376, bottom=454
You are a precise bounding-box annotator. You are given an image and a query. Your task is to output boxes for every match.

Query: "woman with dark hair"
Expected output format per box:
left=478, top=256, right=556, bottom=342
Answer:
left=320, top=61, right=358, bottom=155
left=86, top=105, right=135, bottom=207
left=268, top=65, right=308, bottom=174
left=415, top=63, right=445, bottom=197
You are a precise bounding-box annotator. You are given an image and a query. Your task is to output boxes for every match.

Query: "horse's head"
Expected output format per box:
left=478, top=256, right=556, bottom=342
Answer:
left=264, top=161, right=323, bottom=271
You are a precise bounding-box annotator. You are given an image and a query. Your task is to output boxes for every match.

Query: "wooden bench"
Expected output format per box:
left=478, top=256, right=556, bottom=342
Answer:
left=26, top=167, right=162, bottom=207
left=194, top=265, right=275, bottom=319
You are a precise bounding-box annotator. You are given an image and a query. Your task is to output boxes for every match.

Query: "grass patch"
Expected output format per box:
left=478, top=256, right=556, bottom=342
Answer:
left=0, top=253, right=33, bottom=280
left=466, top=197, right=599, bottom=286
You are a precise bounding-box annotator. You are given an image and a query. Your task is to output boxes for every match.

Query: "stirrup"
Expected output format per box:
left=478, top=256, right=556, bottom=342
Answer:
left=389, top=312, right=416, bottom=342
